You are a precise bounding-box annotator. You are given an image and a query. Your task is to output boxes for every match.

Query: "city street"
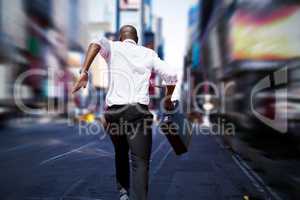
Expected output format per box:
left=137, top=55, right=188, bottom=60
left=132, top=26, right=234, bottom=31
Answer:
left=0, top=120, right=265, bottom=200
left=1, top=0, right=300, bottom=199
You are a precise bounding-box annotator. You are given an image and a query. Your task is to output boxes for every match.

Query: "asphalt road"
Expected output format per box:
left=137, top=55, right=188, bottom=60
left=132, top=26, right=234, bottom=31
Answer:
left=0, top=120, right=266, bottom=200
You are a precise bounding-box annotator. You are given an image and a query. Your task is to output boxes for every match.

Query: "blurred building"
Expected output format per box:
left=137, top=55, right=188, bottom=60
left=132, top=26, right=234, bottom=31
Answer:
left=0, top=0, right=90, bottom=120
left=119, top=0, right=143, bottom=42
left=85, top=0, right=114, bottom=90
left=0, top=0, right=24, bottom=87
left=84, top=0, right=115, bottom=116
left=0, top=0, right=28, bottom=120
left=0, top=0, right=167, bottom=119
left=184, top=0, right=300, bottom=198
left=183, top=0, right=201, bottom=114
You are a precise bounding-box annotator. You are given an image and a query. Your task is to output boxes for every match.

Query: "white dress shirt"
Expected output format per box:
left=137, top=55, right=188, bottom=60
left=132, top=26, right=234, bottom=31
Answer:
left=92, top=38, right=177, bottom=106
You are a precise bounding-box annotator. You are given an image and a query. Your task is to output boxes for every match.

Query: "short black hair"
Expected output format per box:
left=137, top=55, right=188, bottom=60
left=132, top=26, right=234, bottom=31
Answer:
left=119, top=25, right=138, bottom=43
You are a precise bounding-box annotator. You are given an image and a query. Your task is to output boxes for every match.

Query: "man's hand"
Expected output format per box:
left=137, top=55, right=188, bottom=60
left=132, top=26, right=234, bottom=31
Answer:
left=72, top=43, right=101, bottom=94
left=164, top=99, right=174, bottom=111
left=163, top=85, right=176, bottom=111
left=72, top=73, right=88, bottom=94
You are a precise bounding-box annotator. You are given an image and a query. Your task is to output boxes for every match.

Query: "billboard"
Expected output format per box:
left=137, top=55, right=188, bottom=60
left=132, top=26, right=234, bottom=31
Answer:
left=229, top=3, right=300, bottom=61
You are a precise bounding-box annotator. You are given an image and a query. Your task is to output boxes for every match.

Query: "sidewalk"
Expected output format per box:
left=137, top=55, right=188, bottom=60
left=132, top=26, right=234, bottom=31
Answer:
left=149, top=127, right=264, bottom=200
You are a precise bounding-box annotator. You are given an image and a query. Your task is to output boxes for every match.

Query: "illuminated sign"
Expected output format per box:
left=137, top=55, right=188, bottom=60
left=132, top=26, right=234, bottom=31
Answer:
left=230, top=4, right=300, bottom=60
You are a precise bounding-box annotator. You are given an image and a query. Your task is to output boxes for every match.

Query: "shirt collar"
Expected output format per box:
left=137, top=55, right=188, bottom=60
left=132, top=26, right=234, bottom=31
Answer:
left=123, top=39, right=137, bottom=45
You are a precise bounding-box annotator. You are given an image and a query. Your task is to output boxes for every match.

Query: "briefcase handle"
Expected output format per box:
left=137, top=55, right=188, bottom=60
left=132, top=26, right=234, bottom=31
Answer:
left=161, top=114, right=173, bottom=124
left=161, top=100, right=180, bottom=123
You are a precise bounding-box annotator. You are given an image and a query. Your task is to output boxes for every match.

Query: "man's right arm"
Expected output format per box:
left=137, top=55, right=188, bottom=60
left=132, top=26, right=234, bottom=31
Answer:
left=72, top=43, right=101, bottom=94
left=81, top=43, right=101, bottom=75
left=152, top=51, right=178, bottom=111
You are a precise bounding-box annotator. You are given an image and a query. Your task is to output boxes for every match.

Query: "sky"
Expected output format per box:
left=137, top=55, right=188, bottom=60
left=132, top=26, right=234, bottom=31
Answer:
left=152, top=0, right=195, bottom=71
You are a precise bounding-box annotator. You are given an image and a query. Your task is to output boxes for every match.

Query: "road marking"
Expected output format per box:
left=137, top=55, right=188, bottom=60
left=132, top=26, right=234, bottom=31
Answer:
left=151, top=140, right=167, bottom=160
left=1, top=143, right=33, bottom=153
left=153, top=147, right=173, bottom=175
left=60, top=178, right=85, bottom=200
left=232, top=154, right=283, bottom=200
left=95, top=148, right=114, bottom=158
left=39, top=142, right=96, bottom=165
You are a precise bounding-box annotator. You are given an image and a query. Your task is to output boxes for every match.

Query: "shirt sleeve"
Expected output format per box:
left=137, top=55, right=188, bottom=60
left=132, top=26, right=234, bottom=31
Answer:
left=152, top=51, right=178, bottom=85
left=91, top=37, right=111, bottom=62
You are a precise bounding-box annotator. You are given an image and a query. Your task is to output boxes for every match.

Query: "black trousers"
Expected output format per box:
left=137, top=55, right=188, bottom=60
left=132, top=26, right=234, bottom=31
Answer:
left=104, top=104, right=153, bottom=200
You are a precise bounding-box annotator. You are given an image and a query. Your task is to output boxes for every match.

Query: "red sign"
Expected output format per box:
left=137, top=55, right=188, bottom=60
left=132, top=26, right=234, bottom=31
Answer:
left=120, top=0, right=140, bottom=10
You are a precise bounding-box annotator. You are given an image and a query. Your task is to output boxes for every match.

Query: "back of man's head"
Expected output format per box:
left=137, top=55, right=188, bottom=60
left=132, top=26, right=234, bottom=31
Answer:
left=119, top=25, right=138, bottom=44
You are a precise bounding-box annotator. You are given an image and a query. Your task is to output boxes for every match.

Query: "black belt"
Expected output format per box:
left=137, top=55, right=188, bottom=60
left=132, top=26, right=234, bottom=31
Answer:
left=108, top=103, right=148, bottom=110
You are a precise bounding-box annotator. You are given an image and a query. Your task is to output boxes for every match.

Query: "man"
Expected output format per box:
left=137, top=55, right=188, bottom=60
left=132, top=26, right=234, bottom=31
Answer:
left=72, top=25, right=177, bottom=200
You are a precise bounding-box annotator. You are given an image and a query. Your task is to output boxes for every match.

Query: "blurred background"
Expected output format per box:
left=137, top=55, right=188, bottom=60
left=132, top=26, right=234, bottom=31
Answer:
left=0, top=0, right=299, bottom=199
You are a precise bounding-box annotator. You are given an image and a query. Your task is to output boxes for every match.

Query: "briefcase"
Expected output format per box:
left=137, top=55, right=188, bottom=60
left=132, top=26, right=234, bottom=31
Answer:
left=159, top=110, right=193, bottom=155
